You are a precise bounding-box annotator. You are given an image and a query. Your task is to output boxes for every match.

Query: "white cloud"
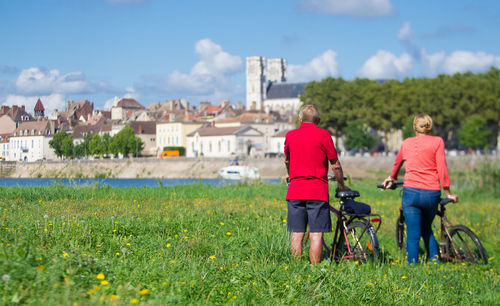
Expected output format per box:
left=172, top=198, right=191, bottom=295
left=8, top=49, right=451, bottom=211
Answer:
left=422, top=50, right=500, bottom=76
left=140, top=38, right=243, bottom=100
left=288, top=50, right=339, bottom=82
left=397, top=22, right=413, bottom=42
left=3, top=93, right=65, bottom=114
left=358, top=50, right=413, bottom=79
left=15, top=67, right=90, bottom=95
left=300, top=0, right=394, bottom=17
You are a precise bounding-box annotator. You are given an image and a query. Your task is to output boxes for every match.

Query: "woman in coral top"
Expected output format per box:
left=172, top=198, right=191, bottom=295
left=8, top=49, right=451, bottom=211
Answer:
left=383, top=114, right=458, bottom=264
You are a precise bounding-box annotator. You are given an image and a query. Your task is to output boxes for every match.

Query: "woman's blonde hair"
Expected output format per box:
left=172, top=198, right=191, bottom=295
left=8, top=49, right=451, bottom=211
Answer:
left=413, top=114, right=433, bottom=134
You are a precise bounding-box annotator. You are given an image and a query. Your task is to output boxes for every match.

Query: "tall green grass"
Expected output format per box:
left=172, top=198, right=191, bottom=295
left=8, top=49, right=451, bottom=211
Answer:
left=0, top=180, right=497, bottom=304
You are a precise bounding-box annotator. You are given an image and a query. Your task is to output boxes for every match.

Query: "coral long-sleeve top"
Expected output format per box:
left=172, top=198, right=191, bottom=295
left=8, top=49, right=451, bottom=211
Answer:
left=390, top=135, right=450, bottom=191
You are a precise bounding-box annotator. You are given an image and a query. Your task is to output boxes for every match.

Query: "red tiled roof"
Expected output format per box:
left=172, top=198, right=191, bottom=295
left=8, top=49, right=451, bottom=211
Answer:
left=34, top=98, right=45, bottom=111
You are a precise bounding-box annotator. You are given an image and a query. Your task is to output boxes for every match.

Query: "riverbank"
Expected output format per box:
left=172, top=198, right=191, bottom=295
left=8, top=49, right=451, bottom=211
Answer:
left=3, top=155, right=497, bottom=179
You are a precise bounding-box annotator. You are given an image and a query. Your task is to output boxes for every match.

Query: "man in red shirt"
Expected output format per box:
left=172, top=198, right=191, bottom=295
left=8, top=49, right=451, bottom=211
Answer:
left=284, top=105, right=348, bottom=264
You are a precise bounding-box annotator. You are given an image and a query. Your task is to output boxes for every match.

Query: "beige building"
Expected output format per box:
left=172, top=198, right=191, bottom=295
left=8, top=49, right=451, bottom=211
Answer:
left=9, top=120, right=57, bottom=162
left=186, top=126, right=263, bottom=158
left=156, top=122, right=203, bottom=155
left=0, top=114, right=17, bottom=135
left=215, top=112, right=294, bottom=153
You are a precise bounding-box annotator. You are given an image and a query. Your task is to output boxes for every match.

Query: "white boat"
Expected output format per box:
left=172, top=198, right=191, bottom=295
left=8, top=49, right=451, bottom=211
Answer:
left=218, top=160, right=260, bottom=180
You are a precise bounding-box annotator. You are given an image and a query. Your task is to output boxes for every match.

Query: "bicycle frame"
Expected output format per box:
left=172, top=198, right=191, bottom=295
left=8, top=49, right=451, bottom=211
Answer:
left=437, top=204, right=476, bottom=262
left=325, top=202, right=381, bottom=261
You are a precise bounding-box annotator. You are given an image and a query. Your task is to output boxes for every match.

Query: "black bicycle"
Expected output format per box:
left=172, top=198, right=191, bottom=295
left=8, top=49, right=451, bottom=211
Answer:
left=305, top=176, right=382, bottom=263
left=379, top=181, right=488, bottom=264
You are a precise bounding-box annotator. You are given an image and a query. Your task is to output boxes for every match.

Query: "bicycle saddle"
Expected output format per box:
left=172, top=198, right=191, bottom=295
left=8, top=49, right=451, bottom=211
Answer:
left=335, top=190, right=360, bottom=199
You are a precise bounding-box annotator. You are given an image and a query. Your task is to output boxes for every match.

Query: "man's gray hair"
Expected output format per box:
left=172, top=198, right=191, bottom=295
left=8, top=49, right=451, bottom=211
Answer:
left=299, top=105, right=320, bottom=124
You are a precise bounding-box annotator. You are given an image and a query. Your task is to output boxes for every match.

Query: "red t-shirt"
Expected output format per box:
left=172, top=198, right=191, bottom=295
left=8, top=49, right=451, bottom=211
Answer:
left=284, top=122, right=338, bottom=202
left=390, top=135, right=450, bottom=191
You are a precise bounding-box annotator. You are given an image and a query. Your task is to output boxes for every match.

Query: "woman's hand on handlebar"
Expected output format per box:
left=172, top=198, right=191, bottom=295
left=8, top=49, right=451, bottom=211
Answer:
left=447, top=194, right=459, bottom=203
left=381, top=176, right=394, bottom=189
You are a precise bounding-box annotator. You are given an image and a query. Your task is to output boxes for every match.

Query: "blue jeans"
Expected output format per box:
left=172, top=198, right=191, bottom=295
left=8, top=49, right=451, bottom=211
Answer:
left=402, top=187, right=441, bottom=264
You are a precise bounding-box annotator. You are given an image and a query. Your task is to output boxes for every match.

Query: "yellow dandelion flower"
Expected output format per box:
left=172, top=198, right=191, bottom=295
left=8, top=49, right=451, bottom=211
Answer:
left=130, top=298, right=139, bottom=304
left=62, top=252, right=68, bottom=258
left=402, top=276, right=407, bottom=279
left=220, top=222, right=224, bottom=226
left=96, top=273, right=105, bottom=280
left=101, top=280, right=109, bottom=285
left=488, top=257, right=494, bottom=261
left=209, top=255, right=216, bottom=259
left=115, top=252, right=120, bottom=256
left=166, top=243, right=171, bottom=248
left=171, top=260, right=175, bottom=264
left=139, top=289, right=150, bottom=295
left=226, top=232, right=231, bottom=236
left=283, top=219, right=287, bottom=223
left=111, top=295, right=118, bottom=300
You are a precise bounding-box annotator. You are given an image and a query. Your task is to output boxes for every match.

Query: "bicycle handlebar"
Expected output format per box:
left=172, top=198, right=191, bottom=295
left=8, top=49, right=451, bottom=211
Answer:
left=378, top=181, right=455, bottom=205
left=328, top=174, right=348, bottom=181
left=376, top=181, right=403, bottom=189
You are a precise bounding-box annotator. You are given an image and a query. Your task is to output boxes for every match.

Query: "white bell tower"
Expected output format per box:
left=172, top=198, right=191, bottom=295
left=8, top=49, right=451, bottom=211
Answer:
left=246, top=56, right=266, bottom=111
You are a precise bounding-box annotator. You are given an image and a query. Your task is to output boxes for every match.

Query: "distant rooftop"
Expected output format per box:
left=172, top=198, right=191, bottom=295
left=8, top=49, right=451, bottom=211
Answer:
left=266, top=82, right=306, bottom=100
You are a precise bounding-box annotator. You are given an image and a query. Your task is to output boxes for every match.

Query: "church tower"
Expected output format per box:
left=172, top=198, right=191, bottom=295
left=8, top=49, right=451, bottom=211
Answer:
left=246, top=56, right=266, bottom=111
left=267, top=58, right=287, bottom=83
left=34, top=98, right=45, bottom=118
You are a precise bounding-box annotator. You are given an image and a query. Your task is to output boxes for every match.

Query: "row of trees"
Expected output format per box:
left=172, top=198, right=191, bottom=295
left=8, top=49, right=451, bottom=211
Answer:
left=301, top=67, right=500, bottom=151
left=49, top=126, right=145, bottom=159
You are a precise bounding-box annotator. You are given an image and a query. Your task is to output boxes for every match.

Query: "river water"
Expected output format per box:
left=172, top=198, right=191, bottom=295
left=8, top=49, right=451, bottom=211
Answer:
left=0, top=178, right=281, bottom=187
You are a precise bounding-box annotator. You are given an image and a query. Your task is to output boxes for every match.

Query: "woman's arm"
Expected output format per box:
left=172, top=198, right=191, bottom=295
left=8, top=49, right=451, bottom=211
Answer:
left=436, top=138, right=458, bottom=202
left=383, top=146, right=404, bottom=188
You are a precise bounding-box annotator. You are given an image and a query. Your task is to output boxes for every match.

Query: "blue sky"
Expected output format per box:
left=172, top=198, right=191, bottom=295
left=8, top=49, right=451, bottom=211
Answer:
left=1, top=0, right=499, bottom=113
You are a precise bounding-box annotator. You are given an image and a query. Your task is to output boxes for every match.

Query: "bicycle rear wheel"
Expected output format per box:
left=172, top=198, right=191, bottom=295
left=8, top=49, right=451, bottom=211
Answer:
left=445, top=225, right=488, bottom=264
left=336, top=220, right=379, bottom=263
left=395, top=215, right=406, bottom=250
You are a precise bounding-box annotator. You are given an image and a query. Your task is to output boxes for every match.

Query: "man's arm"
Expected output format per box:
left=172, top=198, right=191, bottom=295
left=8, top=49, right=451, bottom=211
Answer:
left=330, top=158, right=348, bottom=191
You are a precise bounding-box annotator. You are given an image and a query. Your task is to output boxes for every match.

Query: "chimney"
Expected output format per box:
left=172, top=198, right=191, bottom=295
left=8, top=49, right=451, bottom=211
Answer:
left=1, top=106, right=9, bottom=115
left=21, top=105, right=25, bottom=111
left=237, top=101, right=241, bottom=110
left=12, top=105, right=18, bottom=114
left=185, top=101, right=190, bottom=118
left=138, top=125, right=143, bottom=134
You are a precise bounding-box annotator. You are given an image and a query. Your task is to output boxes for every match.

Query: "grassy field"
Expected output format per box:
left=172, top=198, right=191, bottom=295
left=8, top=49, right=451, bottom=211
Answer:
left=0, top=179, right=498, bottom=304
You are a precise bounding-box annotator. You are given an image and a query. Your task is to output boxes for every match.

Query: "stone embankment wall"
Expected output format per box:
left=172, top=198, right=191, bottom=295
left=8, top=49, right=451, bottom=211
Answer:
left=5, top=155, right=497, bottom=179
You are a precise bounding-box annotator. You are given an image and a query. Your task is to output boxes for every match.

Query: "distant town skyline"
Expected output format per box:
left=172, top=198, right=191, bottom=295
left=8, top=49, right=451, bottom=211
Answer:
left=1, top=0, right=499, bottom=114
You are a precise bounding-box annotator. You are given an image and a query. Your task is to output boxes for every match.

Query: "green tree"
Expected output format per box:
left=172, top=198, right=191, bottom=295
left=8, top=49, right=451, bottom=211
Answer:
left=344, top=120, right=377, bottom=151
left=74, top=133, right=92, bottom=158
left=89, top=134, right=101, bottom=156
left=49, top=131, right=71, bottom=158
left=458, top=115, right=492, bottom=149
left=402, top=120, right=414, bottom=140
left=110, top=126, right=144, bottom=157
left=61, top=135, right=74, bottom=158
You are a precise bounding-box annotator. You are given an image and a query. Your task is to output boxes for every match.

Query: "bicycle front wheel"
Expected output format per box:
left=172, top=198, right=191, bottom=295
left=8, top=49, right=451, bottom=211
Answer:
left=336, top=220, right=379, bottom=263
left=395, top=215, right=406, bottom=250
left=446, top=225, right=488, bottom=264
